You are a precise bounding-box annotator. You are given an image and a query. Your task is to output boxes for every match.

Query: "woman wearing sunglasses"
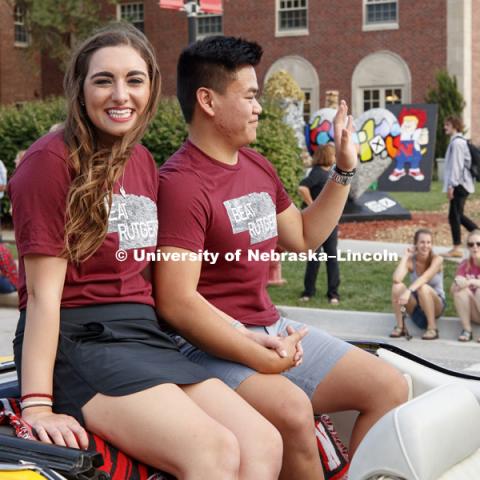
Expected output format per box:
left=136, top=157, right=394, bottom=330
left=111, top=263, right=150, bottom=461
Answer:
left=452, top=229, right=480, bottom=342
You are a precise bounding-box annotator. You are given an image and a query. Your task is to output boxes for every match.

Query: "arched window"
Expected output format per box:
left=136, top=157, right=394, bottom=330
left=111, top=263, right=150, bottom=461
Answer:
left=264, top=55, right=319, bottom=122
left=351, top=51, right=411, bottom=117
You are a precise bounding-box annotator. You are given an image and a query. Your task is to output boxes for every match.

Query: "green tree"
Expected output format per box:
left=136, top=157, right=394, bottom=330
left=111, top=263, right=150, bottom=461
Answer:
left=425, top=70, right=465, bottom=159
left=254, top=100, right=303, bottom=199
left=13, top=0, right=118, bottom=68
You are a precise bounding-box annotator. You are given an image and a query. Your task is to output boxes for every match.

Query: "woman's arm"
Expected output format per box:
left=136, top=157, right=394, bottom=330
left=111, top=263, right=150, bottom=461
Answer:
left=408, top=255, right=444, bottom=292
left=298, top=186, right=313, bottom=206
left=21, top=255, right=88, bottom=449
left=392, top=248, right=413, bottom=284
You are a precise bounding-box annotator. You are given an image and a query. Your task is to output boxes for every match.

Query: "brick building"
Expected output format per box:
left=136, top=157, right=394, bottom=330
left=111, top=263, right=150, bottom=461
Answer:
left=1, top=0, right=478, bottom=140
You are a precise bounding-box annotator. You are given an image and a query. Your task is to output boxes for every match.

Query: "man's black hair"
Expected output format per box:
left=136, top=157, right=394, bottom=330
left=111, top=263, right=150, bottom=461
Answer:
left=177, top=36, right=263, bottom=123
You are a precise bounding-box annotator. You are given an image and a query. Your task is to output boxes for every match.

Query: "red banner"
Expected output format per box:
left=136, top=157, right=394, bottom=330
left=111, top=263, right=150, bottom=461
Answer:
left=159, top=0, right=184, bottom=10
left=199, top=0, right=223, bottom=14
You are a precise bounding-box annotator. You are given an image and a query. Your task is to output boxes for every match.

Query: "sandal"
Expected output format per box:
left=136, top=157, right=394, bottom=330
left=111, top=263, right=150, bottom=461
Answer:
left=458, top=329, right=473, bottom=342
left=389, top=326, right=405, bottom=338
left=422, top=328, right=439, bottom=340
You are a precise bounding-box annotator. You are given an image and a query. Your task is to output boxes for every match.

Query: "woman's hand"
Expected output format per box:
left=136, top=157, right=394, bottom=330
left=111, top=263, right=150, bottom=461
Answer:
left=333, top=100, right=357, bottom=172
left=404, top=246, right=414, bottom=258
left=455, top=276, right=469, bottom=290
left=397, top=289, right=411, bottom=306
left=22, top=407, right=89, bottom=450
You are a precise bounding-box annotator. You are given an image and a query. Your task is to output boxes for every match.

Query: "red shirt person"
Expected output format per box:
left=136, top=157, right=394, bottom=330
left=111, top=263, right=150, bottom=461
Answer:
left=155, top=35, right=409, bottom=477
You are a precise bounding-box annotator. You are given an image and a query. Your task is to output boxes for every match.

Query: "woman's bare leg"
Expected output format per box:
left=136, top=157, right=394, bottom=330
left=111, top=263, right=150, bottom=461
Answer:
left=82, top=379, right=281, bottom=480
left=181, top=379, right=282, bottom=480
left=453, top=288, right=473, bottom=332
left=416, top=284, right=442, bottom=329
left=391, top=283, right=407, bottom=327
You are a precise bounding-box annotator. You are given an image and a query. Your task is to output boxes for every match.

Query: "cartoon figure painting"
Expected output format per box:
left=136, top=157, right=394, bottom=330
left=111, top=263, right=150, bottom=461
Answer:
left=305, top=104, right=437, bottom=197
left=351, top=108, right=400, bottom=199
left=388, top=108, right=429, bottom=182
left=379, top=103, right=438, bottom=193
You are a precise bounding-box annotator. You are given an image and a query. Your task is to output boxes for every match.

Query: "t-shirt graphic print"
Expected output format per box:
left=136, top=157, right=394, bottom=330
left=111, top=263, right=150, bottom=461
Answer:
left=223, top=192, right=277, bottom=245
left=108, top=193, right=158, bottom=250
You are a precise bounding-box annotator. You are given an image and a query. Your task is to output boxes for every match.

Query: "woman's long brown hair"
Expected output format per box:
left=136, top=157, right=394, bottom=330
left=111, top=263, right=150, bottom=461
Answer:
left=62, top=23, right=161, bottom=263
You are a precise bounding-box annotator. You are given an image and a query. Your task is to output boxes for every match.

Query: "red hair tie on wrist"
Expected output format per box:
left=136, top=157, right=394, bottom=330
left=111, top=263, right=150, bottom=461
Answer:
left=20, top=393, right=53, bottom=402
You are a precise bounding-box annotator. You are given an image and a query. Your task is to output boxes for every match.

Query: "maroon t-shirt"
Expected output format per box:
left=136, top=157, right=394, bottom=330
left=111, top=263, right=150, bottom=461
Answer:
left=157, top=140, right=292, bottom=326
left=9, top=131, right=158, bottom=309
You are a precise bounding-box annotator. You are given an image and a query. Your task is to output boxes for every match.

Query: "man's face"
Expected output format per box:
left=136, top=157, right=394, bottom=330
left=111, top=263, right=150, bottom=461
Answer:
left=444, top=121, right=455, bottom=136
left=211, top=66, right=262, bottom=148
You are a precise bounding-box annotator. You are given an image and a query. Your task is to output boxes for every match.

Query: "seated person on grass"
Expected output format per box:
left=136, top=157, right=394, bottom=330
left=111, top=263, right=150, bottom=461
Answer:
left=390, top=228, right=445, bottom=340
left=452, top=229, right=480, bottom=342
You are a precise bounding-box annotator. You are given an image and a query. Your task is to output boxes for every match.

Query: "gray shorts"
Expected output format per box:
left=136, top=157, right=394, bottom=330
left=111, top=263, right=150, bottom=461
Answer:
left=174, top=317, right=353, bottom=398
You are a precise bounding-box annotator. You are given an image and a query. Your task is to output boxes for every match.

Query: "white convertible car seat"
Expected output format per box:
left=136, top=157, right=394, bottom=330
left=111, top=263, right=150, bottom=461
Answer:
left=348, top=383, right=480, bottom=480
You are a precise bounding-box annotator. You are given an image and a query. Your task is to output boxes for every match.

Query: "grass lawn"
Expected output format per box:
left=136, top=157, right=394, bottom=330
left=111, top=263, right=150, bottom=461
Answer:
left=389, top=180, right=480, bottom=212
left=268, top=259, right=458, bottom=317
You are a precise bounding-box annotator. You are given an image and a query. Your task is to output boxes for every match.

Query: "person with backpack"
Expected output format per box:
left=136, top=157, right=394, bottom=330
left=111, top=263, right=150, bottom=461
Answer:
left=442, top=115, right=478, bottom=258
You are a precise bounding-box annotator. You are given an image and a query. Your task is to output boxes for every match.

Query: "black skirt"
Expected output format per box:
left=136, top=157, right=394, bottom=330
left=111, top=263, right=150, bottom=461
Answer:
left=13, top=303, right=213, bottom=425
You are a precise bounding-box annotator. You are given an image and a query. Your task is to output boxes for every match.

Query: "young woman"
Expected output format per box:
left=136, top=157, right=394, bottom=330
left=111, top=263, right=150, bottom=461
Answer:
left=298, top=144, right=340, bottom=304
left=452, top=229, right=480, bottom=342
left=390, top=229, right=445, bottom=340
left=8, top=25, right=282, bottom=480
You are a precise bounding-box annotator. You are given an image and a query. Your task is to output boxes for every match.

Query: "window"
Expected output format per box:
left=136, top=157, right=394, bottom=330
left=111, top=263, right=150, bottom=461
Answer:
left=362, top=87, right=403, bottom=111
left=197, top=13, right=223, bottom=38
left=352, top=51, right=410, bottom=116
left=363, top=0, right=398, bottom=31
left=385, top=88, right=402, bottom=105
left=118, top=3, right=144, bottom=32
left=302, top=90, right=311, bottom=123
left=276, top=0, right=308, bottom=36
left=14, top=4, right=29, bottom=46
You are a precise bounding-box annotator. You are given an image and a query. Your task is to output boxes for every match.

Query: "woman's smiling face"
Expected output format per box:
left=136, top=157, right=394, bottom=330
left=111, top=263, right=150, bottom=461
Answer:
left=82, top=45, right=150, bottom=144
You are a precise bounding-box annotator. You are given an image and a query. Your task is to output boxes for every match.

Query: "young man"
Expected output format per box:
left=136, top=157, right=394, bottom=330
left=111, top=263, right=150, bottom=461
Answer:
left=156, top=36, right=408, bottom=479
left=442, top=116, right=478, bottom=258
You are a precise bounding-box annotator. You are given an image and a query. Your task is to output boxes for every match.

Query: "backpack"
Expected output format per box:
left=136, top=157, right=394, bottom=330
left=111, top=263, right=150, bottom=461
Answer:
left=456, top=137, right=480, bottom=181
left=467, top=140, right=480, bottom=181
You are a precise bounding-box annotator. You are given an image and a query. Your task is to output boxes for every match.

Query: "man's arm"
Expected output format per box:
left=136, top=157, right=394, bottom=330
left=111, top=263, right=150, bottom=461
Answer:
left=278, top=101, right=357, bottom=252
left=154, top=247, right=306, bottom=374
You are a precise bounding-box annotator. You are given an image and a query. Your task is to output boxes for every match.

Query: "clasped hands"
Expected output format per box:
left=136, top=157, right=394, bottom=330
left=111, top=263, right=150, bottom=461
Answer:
left=242, top=324, right=309, bottom=373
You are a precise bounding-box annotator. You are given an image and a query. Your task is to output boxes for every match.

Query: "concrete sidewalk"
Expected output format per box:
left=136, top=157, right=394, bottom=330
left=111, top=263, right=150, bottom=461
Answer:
left=0, top=308, right=16, bottom=359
